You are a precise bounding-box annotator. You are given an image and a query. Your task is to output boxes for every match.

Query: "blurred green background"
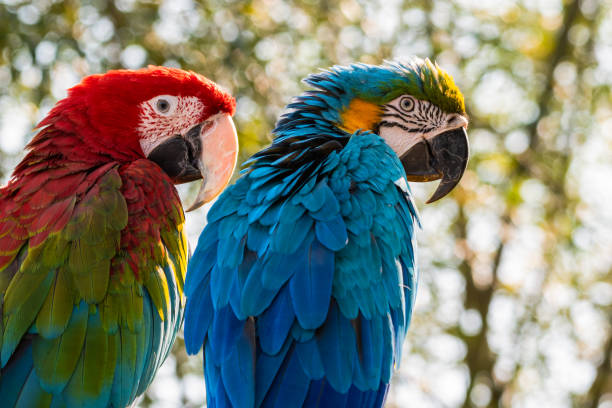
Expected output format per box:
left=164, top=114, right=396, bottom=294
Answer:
left=1, top=0, right=611, bottom=407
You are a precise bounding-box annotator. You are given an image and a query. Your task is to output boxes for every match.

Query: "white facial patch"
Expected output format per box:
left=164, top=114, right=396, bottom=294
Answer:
left=378, top=95, right=468, bottom=158
left=138, top=95, right=205, bottom=156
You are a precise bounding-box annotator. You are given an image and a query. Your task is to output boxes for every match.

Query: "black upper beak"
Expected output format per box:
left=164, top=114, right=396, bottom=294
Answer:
left=399, top=127, right=469, bottom=203
left=147, top=124, right=203, bottom=184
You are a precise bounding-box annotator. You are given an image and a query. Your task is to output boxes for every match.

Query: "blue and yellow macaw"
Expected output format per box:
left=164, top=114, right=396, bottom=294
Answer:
left=184, top=58, right=469, bottom=407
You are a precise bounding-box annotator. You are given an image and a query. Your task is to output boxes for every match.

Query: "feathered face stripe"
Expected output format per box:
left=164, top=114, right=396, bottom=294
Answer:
left=380, top=96, right=446, bottom=134
left=378, top=95, right=467, bottom=158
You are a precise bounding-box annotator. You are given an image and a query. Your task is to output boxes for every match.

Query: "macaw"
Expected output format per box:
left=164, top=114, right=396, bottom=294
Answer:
left=0, top=66, right=238, bottom=407
left=184, top=58, right=469, bottom=407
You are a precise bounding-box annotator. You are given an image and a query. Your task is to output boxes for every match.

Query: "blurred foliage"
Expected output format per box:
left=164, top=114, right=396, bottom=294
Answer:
left=1, top=0, right=612, bottom=407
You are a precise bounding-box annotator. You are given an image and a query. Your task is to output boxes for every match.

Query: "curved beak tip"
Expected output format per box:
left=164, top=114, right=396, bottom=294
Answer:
left=186, top=114, right=239, bottom=212
left=400, top=127, right=469, bottom=204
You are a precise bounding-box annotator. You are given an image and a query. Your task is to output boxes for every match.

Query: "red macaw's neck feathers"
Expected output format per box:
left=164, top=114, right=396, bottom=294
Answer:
left=0, top=158, right=187, bottom=407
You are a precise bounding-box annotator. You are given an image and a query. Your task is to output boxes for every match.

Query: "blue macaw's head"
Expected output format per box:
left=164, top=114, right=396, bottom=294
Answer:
left=278, top=57, right=469, bottom=203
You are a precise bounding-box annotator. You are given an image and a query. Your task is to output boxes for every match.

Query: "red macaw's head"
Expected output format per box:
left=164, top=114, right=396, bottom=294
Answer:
left=41, top=66, right=238, bottom=210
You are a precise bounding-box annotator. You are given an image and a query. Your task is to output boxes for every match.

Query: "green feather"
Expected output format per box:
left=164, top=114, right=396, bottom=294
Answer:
left=36, top=268, right=74, bottom=339
left=64, top=171, right=127, bottom=304
left=144, top=266, right=170, bottom=320
left=111, top=324, right=139, bottom=405
left=69, top=253, right=110, bottom=304
left=161, top=226, right=187, bottom=301
left=32, top=301, right=88, bottom=393
left=39, top=233, right=70, bottom=269
left=63, top=309, right=116, bottom=407
left=118, top=285, right=144, bottom=332
left=99, top=293, right=119, bottom=334
left=2, top=267, right=54, bottom=365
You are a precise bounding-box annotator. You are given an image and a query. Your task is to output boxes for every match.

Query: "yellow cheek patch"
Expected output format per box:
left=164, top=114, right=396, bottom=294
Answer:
left=339, top=99, right=382, bottom=134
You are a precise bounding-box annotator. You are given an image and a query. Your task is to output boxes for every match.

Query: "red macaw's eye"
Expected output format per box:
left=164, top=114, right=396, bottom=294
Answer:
left=156, top=98, right=170, bottom=113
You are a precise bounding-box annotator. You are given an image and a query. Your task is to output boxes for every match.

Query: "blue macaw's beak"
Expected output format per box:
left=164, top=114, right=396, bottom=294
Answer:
left=400, top=127, right=469, bottom=203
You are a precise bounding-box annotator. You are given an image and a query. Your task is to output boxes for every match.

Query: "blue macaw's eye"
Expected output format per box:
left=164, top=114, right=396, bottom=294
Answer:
left=156, top=98, right=170, bottom=113
left=399, top=97, right=414, bottom=112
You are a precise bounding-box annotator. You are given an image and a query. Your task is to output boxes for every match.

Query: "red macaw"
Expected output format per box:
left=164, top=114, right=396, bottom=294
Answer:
left=0, top=66, right=238, bottom=407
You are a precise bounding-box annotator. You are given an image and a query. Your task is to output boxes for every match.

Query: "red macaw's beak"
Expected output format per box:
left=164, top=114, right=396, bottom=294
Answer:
left=400, top=127, right=469, bottom=203
left=147, top=113, right=238, bottom=211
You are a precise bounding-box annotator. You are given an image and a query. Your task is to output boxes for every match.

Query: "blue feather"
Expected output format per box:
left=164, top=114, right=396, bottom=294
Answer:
left=279, top=202, right=306, bottom=224
left=259, top=203, right=282, bottom=226
left=309, top=189, right=341, bottom=222
left=247, top=202, right=270, bottom=223
left=258, top=286, right=295, bottom=354
left=380, top=313, right=394, bottom=383
left=217, top=235, right=245, bottom=269
left=249, top=165, right=276, bottom=179
left=317, top=303, right=356, bottom=393
left=240, top=260, right=278, bottom=316
left=289, top=239, right=334, bottom=329
left=208, top=306, right=242, bottom=366
left=184, top=277, right=212, bottom=355
left=207, top=195, right=240, bottom=223
left=0, top=339, right=35, bottom=407
left=220, top=321, right=255, bottom=408
left=136, top=291, right=155, bottom=397
left=249, top=170, right=281, bottom=190
left=271, top=214, right=313, bottom=254
left=193, top=219, right=219, bottom=249
left=184, top=244, right=215, bottom=298
left=226, top=278, right=244, bottom=322
left=213, top=371, right=233, bottom=408
left=246, top=222, right=270, bottom=256
left=232, top=218, right=250, bottom=240
left=297, top=181, right=327, bottom=212
left=210, top=265, right=235, bottom=308
left=290, top=322, right=315, bottom=342
left=204, top=342, right=220, bottom=396
left=303, top=380, right=348, bottom=408
left=261, top=246, right=307, bottom=290
left=15, top=368, right=51, bottom=408
left=315, top=215, right=348, bottom=251
left=296, top=339, right=324, bottom=379
left=255, top=339, right=291, bottom=407
left=263, top=346, right=310, bottom=408
left=354, top=314, right=383, bottom=390
left=229, top=251, right=256, bottom=319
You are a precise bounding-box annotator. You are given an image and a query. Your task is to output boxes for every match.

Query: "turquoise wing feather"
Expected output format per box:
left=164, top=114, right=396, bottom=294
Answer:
left=185, top=132, right=418, bottom=408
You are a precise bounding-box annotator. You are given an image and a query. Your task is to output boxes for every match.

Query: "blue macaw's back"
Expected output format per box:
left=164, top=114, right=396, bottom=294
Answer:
left=185, top=129, right=419, bottom=408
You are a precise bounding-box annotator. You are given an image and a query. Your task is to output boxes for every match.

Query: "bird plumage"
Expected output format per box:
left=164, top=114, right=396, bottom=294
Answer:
left=0, top=157, right=186, bottom=408
left=184, top=58, right=468, bottom=408
left=186, top=132, right=417, bottom=408
left=0, top=66, right=237, bottom=407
